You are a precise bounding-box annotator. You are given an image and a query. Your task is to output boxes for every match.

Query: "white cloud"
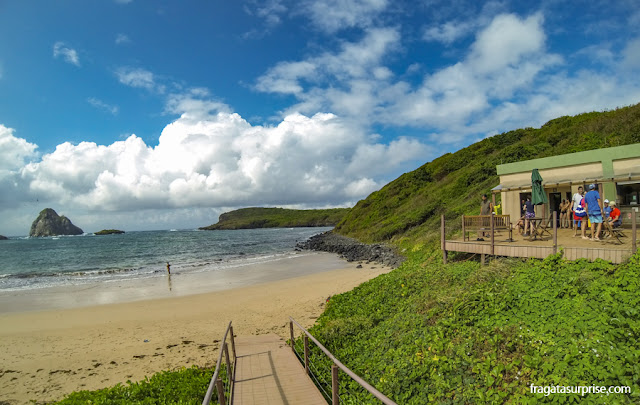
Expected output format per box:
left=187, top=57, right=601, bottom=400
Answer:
left=423, top=20, right=475, bottom=45
left=621, top=37, right=640, bottom=71
left=469, top=13, right=546, bottom=74
left=299, top=0, right=388, bottom=33
left=0, top=125, right=38, bottom=172
left=115, top=33, right=131, bottom=45
left=53, top=42, right=80, bottom=66
left=8, top=91, right=428, bottom=221
left=254, top=10, right=640, bottom=149
left=115, top=66, right=162, bottom=92
left=255, top=27, right=401, bottom=119
left=0, top=125, right=39, bottom=215
left=87, top=98, right=119, bottom=115
left=115, top=0, right=133, bottom=4
left=245, top=0, right=287, bottom=27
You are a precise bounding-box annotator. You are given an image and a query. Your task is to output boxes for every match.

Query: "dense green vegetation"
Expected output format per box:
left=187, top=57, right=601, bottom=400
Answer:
left=53, top=366, right=222, bottom=404
left=335, top=103, right=640, bottom=244
left=298, top=249, right=640, bottom=403
left=199, top=207, right=349, bottom=230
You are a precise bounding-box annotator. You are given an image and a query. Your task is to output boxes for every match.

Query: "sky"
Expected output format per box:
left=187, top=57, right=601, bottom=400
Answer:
left=1, top=0, right=640, bottom=236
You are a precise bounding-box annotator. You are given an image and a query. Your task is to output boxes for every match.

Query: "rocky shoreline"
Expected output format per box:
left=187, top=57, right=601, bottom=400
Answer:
left=296, top=231, right=405, bottom=268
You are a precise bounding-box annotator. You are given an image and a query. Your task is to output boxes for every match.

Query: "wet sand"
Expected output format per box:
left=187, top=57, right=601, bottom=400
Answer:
left=0, top=253, right=391, bottom=404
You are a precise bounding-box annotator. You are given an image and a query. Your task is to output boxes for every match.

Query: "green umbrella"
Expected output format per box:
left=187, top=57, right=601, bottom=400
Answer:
left=531, top=168, right=548, bottom=205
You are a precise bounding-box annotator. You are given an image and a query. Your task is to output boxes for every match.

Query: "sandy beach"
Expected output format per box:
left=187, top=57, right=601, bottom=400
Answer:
left=0, top=252, right=391, bottom=404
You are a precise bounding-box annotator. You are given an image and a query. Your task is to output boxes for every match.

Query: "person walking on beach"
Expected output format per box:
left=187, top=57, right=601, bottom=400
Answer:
left=166, top=262, right=171, bottom=275
left=584, top=184, right=603, bottom=241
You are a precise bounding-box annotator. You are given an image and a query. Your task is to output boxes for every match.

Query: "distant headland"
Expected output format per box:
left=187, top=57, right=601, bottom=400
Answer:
left=199, top=207, right=349, bottom=230
left=95, top=229, right=125, bottom=235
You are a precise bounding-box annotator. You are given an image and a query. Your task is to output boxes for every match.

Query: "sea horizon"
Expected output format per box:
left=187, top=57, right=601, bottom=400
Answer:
left=0, top=227, right=332, bottom=293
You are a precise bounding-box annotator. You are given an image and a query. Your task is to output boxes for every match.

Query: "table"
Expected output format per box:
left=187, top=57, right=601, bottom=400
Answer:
left=525, top=217, right=552, bottom=240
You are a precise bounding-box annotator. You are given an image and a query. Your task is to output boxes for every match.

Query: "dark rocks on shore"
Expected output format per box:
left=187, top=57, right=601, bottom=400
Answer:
left=29, top=208, right=84, bottom=237
left=296, top=231, right=405, bottom=268
left=0, top=235, right=8, bottom=240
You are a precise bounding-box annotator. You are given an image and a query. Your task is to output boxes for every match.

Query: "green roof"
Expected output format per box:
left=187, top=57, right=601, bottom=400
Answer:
left=496, top=143, right=640, bottom=177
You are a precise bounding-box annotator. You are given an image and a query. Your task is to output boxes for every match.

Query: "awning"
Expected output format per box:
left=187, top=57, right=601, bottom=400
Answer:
left=491, top=175, right=640, bottom=193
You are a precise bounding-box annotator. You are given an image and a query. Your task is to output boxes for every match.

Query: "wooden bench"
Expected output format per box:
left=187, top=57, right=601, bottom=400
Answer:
left=462, top=215, right=513, bottom=241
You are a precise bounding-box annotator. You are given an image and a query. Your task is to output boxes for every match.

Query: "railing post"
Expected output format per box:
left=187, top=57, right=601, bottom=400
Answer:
left=490, top=212, right=495, bottom=257
left=304, top=335, right=310, bottom=375
left=553, top=211, right=558, bottom=254
left=441, top=215, right=447, bottom=264
left=216, top=378, right=226, bottom=405
left=229, top=325, right=236, bottom=361
left=332, top=363, right=339, bottom=405
left=290, top=320, right=295, bottom=353
left=633, top=213, right=637, bottom=253
left=223, top=343, right=232, bottom=386
left=462, top=215, right=466, bottom=241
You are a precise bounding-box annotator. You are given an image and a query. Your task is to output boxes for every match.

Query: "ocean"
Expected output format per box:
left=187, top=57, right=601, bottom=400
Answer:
left=0, top=227, right=332, bottom=292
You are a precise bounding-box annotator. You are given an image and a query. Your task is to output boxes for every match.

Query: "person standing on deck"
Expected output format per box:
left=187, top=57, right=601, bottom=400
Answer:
left=523, top=197, right=536, bottom=237
left=572, top=186, right=584, bottom=236
left=584, top=184, right=603, bottom=241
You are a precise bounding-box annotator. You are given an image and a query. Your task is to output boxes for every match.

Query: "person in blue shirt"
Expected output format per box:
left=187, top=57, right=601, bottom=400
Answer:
left=603, top=199, right=612, bottom=217
left=584, top=184, right=602, bottom=241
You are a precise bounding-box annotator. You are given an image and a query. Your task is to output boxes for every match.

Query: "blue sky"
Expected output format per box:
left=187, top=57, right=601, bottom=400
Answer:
left=1, top=0, right=639, bottom=236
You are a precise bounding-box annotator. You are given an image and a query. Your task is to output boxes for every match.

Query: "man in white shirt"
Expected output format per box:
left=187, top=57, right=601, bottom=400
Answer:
left=572, top=186, right=584, bottom=236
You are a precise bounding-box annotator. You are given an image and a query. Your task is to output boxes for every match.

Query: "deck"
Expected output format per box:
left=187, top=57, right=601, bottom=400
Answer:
left=232, top=334, right=326, bottom=405
left=442, top=215, right=638, bottom=264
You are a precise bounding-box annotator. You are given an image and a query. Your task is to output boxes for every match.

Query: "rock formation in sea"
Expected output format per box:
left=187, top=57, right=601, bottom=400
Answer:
left=95, top=229, right=125, bottom=235
left=29, top=208, right=84, bottom=237
left=0, top=235, right=8, bottom=240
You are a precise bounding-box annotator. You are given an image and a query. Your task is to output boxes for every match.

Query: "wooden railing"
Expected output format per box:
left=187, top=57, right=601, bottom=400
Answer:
left=289, top=317, right=397, bottom=405
left=462, top=214, right=512, bottom=241
left=202, top=321, right=236, bottom=405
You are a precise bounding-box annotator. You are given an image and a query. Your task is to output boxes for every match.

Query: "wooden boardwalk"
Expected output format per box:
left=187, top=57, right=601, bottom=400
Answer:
left=232, top=334, right=326, bottom=405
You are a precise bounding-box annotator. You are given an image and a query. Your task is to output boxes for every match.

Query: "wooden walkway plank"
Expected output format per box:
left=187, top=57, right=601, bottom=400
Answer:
left=232, top=334, right=326, bottom=405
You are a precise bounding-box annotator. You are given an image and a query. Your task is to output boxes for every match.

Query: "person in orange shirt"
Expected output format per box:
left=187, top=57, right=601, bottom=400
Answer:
left=608, top=201, right=622, bottom=228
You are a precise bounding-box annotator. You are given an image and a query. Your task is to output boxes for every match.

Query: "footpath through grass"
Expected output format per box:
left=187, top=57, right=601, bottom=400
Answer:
left=299, top=246, right=640, bottom=404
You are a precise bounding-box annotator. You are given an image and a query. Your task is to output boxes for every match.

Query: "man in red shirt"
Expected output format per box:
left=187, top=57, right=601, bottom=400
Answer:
left=608, top=201, right=622, bottom=228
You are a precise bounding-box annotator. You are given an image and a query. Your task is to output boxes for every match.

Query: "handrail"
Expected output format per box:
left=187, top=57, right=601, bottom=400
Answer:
left=289, top=317, right=397, bottom=405
left=202, top=321, right=236, bottom=405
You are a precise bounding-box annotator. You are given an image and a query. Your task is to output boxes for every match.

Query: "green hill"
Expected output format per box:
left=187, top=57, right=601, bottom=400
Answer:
left=199, top=207, right=349, bottom=230
left=300, top=104, right=640, bottom=403
left=335, top=103, right=640, bottom=244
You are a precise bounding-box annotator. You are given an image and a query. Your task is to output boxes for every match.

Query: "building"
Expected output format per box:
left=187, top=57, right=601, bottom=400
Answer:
left=494, top=144, right=640, bottom=226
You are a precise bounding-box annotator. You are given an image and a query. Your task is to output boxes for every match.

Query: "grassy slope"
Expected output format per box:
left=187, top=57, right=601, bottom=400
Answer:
left=304, top=251, right=640, bottom=403
left=335, top=103, right=640, bottom=244
left=199, top=207, right=349, bottom=230
left=304, top=104, right=640, bottom=403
